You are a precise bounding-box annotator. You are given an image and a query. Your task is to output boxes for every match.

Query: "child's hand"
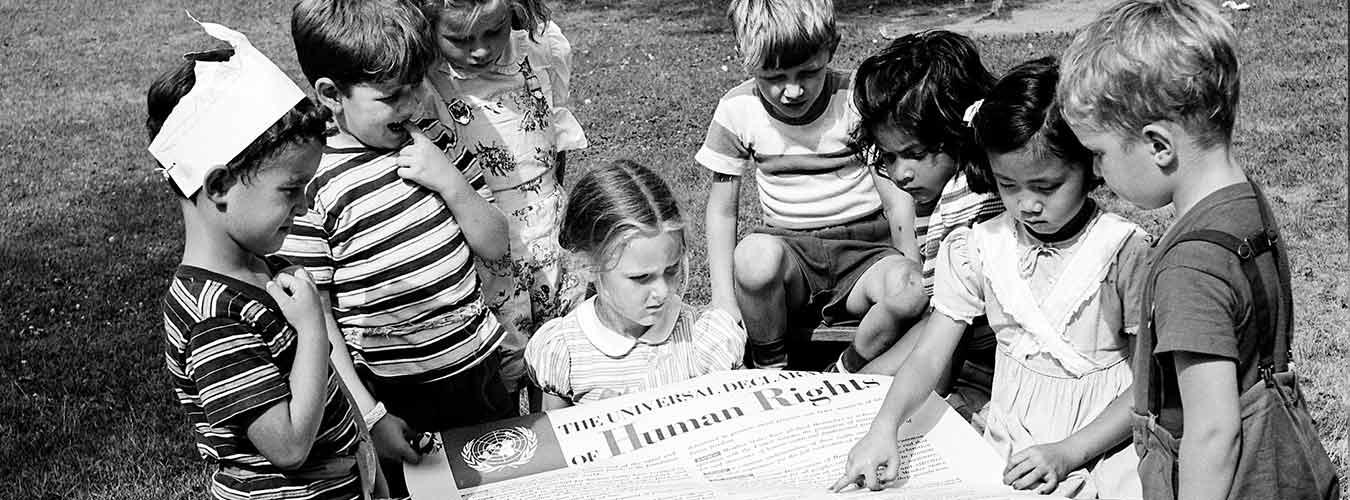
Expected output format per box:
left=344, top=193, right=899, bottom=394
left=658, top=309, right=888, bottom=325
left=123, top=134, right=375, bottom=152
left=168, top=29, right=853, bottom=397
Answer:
left=370, top=412, right=423, bottom=465
left=829, top=427, right=901, bottom=492
left=1003, top=441, right=1077, bottom=494
left=394, top=122, right=458, bottom=194
left=265, top=268, right=325, bottom=337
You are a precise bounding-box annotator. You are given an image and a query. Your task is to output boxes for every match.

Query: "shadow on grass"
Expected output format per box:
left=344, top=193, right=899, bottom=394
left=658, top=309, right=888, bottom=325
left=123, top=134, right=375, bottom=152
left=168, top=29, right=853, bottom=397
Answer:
left=0, top=175, right=201, bottom=499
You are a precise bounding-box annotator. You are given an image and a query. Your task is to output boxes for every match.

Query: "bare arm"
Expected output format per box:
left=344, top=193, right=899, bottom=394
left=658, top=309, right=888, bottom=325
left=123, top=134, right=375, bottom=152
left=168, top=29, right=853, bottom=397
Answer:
left=872, top=169, right=919, bottom=260
left=706, top=172, right=742, bottom=318
left=319, top=291, right=421, bottom=464
left=1003, top=385, right=1133, bottom=492
left=248, top=270, right=333, bottom=470
left=1175, top=352, right=1240, bottom=500
left=831, top=312, right=966, bottom=491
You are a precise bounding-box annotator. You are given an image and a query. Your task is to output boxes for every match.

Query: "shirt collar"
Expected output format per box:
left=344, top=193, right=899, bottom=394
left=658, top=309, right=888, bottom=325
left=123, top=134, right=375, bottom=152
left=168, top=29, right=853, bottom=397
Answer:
left=577, top=296, right=682, bottom=358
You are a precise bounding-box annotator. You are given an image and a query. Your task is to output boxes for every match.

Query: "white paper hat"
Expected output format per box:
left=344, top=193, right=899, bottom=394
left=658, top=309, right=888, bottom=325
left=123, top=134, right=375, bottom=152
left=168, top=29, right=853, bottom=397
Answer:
left=147, top=18, right=305, bottom=196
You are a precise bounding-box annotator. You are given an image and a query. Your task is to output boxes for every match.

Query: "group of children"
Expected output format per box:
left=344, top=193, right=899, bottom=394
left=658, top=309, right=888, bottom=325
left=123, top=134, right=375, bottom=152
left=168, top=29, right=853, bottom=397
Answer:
left=150, top=0, right=1338, bottom=499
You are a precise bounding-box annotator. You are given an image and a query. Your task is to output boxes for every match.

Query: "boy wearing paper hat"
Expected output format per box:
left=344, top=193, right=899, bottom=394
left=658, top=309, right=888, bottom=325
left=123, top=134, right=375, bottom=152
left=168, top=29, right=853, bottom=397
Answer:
left=153, top=21, right=381, bottom=500
left=278, top=0, right=514, bottom=495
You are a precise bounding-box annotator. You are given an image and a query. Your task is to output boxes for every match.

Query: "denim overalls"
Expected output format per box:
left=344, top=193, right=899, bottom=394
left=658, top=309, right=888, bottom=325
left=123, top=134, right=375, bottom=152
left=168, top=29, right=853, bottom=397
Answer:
left=1132, top=183, right=1338, bottom=499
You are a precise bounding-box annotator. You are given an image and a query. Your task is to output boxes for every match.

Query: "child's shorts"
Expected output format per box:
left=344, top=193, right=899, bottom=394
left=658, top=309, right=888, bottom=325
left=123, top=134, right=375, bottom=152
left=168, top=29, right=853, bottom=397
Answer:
left=753, top=210, right=901, bottom=327
left=368, top=351, right=517, bottom=432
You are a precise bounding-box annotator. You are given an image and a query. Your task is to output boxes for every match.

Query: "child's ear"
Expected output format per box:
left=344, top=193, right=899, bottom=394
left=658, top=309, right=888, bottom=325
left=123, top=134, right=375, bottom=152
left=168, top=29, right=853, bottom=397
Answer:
left=201, top=166, right=235, bottom=209
left=1140, top=122, right=1177, bottom=172
left=313, top=78, right=344, bottom=116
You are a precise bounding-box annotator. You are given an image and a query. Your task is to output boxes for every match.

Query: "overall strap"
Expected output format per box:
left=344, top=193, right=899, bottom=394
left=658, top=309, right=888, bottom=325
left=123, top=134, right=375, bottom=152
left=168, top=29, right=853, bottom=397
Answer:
left=1142, top=181, right=1288, bottom=414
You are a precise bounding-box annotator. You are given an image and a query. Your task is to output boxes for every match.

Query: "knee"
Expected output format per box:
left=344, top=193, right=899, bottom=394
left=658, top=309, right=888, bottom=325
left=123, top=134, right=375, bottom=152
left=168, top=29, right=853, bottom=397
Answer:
left=734, top=234, right=787, bottom=292
left=875, top=257, right=928, bottom=318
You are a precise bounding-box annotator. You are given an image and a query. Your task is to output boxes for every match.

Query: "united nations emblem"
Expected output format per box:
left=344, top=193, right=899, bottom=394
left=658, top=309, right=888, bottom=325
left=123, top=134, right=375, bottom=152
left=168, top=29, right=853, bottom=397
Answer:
left=461, top=427, right=538, bottom=473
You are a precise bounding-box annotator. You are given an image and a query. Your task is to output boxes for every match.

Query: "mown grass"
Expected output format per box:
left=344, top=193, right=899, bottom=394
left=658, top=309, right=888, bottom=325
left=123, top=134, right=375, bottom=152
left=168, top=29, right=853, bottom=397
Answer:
left=0, top=0, right=1344, bottom=498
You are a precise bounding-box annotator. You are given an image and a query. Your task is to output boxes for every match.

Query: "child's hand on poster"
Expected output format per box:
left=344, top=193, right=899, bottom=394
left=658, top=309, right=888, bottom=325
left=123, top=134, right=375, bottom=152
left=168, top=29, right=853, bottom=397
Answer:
left=830, top=426, right=901, bottom=492
left=1003, top=441, right=1077, bottom=494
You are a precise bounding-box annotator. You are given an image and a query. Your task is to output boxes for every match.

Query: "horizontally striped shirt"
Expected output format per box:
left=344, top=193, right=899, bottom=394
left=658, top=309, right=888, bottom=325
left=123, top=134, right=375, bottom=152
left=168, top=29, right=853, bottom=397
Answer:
left=695, top=70, right=881, bottom=229
left=162, top=260, right=362, bottom=500
left=907, top=172, right=1005, bottom=294
left=525, top=298, right=746, bottom=405
left=277, top=122, right=504, bottom=384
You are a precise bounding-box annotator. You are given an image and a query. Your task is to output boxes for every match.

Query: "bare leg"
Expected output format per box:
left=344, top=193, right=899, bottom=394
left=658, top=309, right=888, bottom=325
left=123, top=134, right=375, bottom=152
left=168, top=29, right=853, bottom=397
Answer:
left=843, top=256, right=927, bottom=361
left=734, top=234, right=808, bottom=369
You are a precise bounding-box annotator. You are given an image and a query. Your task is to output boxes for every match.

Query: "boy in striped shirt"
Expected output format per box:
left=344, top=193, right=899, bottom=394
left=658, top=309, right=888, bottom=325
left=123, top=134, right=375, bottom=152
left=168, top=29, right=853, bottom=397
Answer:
left=279, top=0, right=513, bottom=494
left=153, top=21, right=373, bottom=500
left=701, top=0, right=928, bottom=372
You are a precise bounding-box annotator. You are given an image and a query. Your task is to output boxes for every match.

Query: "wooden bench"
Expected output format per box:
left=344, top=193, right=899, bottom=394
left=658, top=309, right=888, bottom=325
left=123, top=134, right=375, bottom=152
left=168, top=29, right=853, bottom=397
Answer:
left=781, top=322, right=856, bottom=371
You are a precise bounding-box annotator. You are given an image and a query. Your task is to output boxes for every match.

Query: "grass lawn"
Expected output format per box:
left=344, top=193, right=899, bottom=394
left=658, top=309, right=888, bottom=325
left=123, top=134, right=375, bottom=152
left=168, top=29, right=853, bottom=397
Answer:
left=0, top=0, right=1344, bottom=498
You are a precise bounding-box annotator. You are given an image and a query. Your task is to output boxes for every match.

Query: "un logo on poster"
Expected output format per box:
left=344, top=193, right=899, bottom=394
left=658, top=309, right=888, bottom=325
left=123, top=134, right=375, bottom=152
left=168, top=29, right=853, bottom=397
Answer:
left=461, top=427, right=539, bottom=473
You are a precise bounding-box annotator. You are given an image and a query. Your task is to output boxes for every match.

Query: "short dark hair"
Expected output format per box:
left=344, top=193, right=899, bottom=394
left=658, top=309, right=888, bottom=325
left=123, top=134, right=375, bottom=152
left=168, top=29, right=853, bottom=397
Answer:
left=146, top=48, right=332, bottom=198
left=292, top=0, right=438, bottom=90
left=970, top=56, right=1099, bottom=193
left=852, top=30, right=996, bottom=192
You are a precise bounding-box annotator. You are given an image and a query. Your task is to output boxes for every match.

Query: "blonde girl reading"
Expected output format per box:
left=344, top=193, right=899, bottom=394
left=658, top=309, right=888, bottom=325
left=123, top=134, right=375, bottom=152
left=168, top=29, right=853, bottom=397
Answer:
left=525, top=160, right=746, bottom=408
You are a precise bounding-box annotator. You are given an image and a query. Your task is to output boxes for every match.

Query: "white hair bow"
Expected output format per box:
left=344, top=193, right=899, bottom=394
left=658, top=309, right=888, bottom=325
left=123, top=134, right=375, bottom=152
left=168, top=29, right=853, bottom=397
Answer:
left=962, top=99, right=984, bottom=128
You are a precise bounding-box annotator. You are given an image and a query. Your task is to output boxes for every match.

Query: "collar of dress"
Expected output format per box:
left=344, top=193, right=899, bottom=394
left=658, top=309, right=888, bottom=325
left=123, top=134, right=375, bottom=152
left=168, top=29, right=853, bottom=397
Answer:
left=577, top=296, right=682, bottom=358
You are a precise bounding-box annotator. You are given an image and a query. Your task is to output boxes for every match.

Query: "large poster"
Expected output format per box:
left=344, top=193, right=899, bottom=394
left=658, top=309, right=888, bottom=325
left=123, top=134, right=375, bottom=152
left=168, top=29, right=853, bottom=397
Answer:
left=405, top=370, right=1064, bottom=500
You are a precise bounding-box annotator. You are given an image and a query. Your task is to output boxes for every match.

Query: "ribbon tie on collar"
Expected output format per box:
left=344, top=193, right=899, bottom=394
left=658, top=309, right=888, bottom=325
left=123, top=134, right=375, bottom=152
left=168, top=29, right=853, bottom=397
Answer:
left=1018, top=244, right=1060, bottom=279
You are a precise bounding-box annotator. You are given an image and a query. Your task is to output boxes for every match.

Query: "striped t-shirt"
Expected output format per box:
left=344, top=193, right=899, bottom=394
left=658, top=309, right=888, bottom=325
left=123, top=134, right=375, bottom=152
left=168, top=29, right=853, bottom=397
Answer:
left=695, top=70, right=881, bottom=230
left=524, top=298, right=746, bottom=405
left=277, top=123, right=504, bottom=385
left=909, top=172, right=1005, bottom=294
left=162, top=260, right=363, bottom=500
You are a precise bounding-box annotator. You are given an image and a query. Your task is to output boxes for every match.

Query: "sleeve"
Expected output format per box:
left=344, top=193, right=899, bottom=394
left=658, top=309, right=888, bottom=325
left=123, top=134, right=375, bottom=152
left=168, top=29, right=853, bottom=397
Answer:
left=537, top=22, right=588, bottom=152
left=1112, top=229, right=1153, bottom=335
left=930, top=226, right=986, bottom=324
left=694, top=307, right=747, bottom=371
left=276, top=194, right=336, bottom=286
left=415, top=84, right=495, bottom=203
left=524, top=319, right=574, bottom=401
left=185, top=317, right=290, bottom=427
left=1150, top=242, right=1246, bottom=359
left=693, top=94, right=753, bottom=176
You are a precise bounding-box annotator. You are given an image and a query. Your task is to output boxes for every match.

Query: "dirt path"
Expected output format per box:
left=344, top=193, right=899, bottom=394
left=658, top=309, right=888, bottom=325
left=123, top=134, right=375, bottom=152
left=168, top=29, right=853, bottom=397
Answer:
left=876, top=0, right=1122, bottom=37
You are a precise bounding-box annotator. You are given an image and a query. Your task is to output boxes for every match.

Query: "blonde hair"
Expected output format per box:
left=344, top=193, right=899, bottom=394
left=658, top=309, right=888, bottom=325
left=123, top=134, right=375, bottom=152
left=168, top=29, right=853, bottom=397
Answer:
left=728, top=0, right=840, bottom=72
left=560, top=160, right=686, bottom=273
left=420, top=0, right=551, bottom=41
left=1058, top=0, right=1239, bottom=149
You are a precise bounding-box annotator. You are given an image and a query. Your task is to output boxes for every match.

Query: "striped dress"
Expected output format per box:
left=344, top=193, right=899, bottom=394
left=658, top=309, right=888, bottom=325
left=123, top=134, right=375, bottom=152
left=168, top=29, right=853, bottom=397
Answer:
left=162, top=260, right=363, bottom=500
left=525, top=298, right=746, bottom=405
left=277, top=124, right=504, bottom=385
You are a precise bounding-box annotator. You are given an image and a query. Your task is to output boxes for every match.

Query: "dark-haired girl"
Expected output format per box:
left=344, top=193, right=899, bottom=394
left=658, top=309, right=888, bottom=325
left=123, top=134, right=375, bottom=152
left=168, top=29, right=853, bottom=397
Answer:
left=524, top=160, right=746, bottom=408
left=834, top=57, right=1147, bottom=499
left=848, top=32, right=1006, bottom=411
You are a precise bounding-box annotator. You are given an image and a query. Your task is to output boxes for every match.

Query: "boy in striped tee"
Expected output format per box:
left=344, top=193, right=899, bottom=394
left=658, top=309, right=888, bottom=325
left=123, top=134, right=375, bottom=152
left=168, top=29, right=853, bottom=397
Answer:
left=701, top=0, right=927, bottom=372
left=152, top=21, right=374, bottom=500
left=279, top=0, right=513, bottom=494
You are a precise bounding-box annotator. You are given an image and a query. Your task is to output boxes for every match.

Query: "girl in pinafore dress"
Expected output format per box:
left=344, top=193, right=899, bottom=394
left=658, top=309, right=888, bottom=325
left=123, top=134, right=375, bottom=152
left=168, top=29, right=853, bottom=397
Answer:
left=834, top=58, right=1146, bottom=499
left=420, top=0, right=589, bottom=388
